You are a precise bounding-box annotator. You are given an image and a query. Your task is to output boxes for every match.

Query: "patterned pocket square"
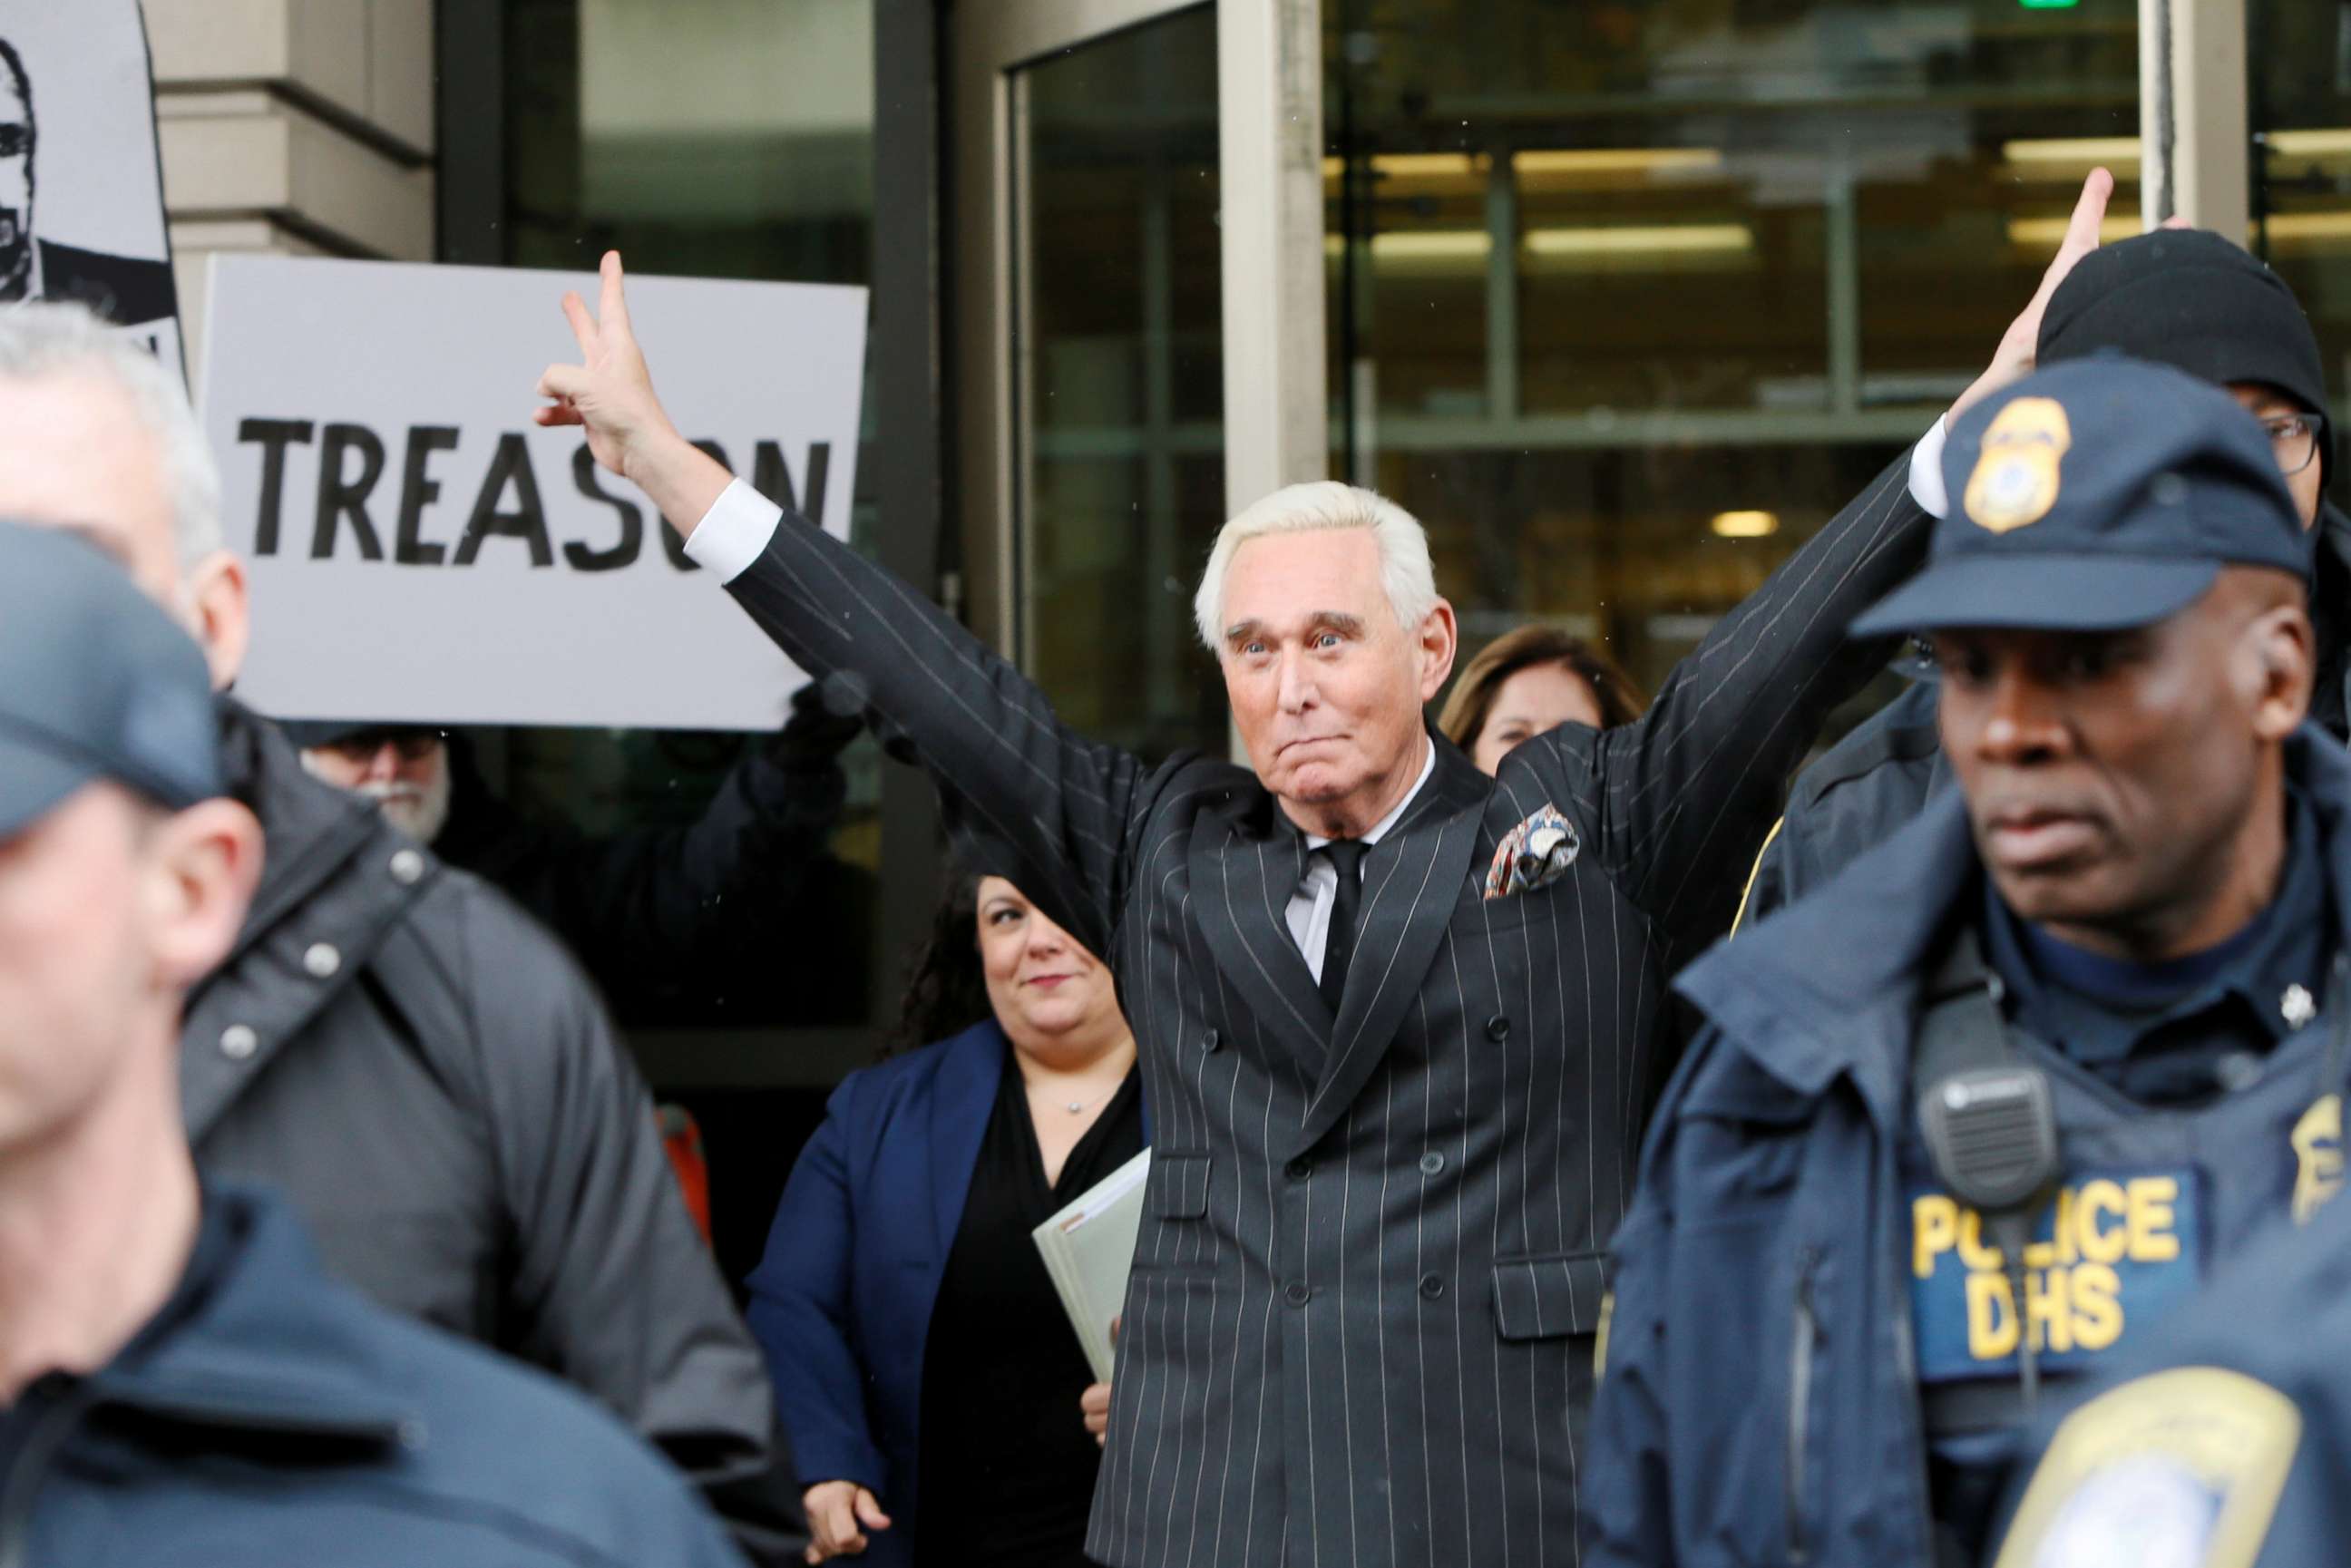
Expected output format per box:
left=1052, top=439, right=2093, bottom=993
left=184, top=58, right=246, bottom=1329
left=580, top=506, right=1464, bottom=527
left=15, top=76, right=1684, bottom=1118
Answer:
left=1483, top=803, right=1580, bottom=900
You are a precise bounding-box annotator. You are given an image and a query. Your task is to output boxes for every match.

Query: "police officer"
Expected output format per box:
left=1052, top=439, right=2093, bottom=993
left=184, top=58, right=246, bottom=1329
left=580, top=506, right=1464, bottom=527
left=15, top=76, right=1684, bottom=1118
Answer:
left=1740, top=227, right=2351, bottom=930
left=1586, top=356, right=2342, bottom=1568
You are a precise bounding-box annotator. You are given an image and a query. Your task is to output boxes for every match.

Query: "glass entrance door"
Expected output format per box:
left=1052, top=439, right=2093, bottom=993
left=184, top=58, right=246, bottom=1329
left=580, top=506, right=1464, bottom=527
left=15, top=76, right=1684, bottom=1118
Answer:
left=956, top=0, right=1231, bottom=764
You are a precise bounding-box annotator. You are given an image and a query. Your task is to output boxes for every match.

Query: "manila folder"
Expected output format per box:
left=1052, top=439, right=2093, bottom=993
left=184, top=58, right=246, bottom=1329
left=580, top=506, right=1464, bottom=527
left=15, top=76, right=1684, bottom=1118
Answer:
left=1031, top=1149, right=1150, bottom=1383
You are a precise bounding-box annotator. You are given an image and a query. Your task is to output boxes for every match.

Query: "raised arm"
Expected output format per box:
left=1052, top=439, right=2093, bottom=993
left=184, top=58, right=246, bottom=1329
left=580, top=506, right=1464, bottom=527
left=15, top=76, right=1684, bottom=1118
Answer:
left=1520, top=170, right=2116, bottom=970
left=535, top=254, right=1143, bottom=953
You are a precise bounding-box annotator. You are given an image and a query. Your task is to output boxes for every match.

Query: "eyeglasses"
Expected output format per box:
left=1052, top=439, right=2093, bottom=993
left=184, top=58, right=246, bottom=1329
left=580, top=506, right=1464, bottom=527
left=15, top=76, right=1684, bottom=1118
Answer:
left=2259, top=412, right=2327, bottom=478
left=325, top=727, right=444, bottom=763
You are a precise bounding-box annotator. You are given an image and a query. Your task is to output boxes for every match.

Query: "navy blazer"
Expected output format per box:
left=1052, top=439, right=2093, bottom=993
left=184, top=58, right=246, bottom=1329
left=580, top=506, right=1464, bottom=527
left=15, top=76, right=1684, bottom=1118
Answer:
left=746, top=1018, right=1146, bottom=1564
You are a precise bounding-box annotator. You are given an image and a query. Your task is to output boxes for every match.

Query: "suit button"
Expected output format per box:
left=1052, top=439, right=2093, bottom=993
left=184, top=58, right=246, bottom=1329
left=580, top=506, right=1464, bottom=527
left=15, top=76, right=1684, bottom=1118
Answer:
left=1419, top=1272, right=1445, bottom=1300
left=219, top=1025, right=259, bottom=1061
left=1419, top=1151, right=1445, bottom=1177
left=1201, top=1027, right=1222, bottom=1054
left=1284, top=1158, right=1311, bottom=1183
left=1283, top=1281, right=1312, bottom=1308
left=1485, top=1014, right=1511, bottom=1043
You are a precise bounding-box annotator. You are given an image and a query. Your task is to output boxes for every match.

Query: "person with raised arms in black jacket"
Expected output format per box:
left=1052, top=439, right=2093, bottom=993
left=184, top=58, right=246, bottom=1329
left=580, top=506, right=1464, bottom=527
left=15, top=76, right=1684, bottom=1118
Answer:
left=278, top=681, right=869, bottom=1027
left=0, top=299, right=806, bottom=1564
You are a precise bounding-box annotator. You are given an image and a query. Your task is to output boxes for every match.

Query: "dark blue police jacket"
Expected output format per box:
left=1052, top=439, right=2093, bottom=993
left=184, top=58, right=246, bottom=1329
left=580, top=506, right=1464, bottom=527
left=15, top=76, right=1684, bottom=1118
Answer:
left=18, top=1183, right=745, bottom=1567
left=1585, top=727, right=2351, bottom=1568
left=1991, top=1164, right=2351, bottom=1567
left=744, top=1019, right=1148, bottom=1568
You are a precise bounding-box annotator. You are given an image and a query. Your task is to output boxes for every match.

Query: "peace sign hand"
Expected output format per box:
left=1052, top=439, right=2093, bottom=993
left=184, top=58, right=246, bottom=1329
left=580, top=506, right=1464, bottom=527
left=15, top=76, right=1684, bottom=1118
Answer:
left=534, top=251, right=732, bottom=533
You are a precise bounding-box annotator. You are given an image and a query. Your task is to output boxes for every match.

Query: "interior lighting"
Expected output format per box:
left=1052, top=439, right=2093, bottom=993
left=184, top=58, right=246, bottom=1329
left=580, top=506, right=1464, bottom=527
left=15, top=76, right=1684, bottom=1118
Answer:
left=1512, top=148, right=1722, bottom=178
left=1523, top=223, right=1752, bottom=258
left=1710, top=510, right=1780, bottom=539
left=2005, top=213, right=2141, bottom=247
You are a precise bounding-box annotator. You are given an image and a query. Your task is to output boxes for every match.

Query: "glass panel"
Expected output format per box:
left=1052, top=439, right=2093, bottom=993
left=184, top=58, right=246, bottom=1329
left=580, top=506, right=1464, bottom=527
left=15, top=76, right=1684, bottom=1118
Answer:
left=1013, top=5, right=1228, bottom=764
left=1327, top=0, right=2137, bottom=733
left=2252, top=0, right=2351, bottom=408
left=473, top=0, right=881, bottom=1030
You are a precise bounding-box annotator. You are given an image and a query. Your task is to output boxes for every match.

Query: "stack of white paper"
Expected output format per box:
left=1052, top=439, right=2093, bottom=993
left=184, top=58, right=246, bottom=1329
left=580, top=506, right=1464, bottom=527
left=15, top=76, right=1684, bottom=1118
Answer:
left=1031, top=1149, right=1151, bottom=1382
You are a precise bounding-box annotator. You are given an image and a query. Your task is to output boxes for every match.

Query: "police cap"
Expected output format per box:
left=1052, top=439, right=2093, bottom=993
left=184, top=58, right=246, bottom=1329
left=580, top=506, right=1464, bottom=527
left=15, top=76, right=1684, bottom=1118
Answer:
left=0, top=521, right=220, bottom=837
left=1851, top=356, right=2310, bottom=638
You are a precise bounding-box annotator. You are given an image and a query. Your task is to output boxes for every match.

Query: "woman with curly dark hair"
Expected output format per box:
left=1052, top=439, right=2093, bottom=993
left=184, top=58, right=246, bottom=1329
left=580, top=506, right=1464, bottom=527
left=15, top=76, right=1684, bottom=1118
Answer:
left=747, top=867, right=1143, bottom=1568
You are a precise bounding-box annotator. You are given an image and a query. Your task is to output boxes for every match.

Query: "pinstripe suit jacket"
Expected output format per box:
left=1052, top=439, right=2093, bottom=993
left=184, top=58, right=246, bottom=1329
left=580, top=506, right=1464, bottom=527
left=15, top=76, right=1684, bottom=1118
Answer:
left=711, top=454, right=1930, bottom=1568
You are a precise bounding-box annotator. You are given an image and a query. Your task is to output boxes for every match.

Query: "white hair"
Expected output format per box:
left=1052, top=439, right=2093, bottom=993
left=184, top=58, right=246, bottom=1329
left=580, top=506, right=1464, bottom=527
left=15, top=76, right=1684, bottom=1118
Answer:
left=1193, top=481, right=1439, bottom=648
left=0, top=300, right=223, bottom=569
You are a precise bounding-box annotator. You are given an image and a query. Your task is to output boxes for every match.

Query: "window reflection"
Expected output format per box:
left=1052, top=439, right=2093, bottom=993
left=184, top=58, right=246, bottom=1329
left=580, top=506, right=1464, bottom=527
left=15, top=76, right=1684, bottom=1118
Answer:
left=1327, top=0, right=2138, bottom=724
left=1016, top=6, right=1228, bottom=765
left=2253, top=0, right=2351, bottom=414
left=488, top=0, right=882, bottom=1029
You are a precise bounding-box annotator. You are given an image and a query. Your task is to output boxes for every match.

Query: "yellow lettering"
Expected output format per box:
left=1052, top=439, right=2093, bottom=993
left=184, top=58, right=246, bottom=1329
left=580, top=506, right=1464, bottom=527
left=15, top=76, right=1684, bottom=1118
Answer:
left=2050, top=1187, right=2078, bottom=1266
left=2071, top=1263, right=2122, bottom=1351
left=2025, top=1266, right=2072, bottom=1354
left=1914, top=1195, right=1958, bottom=1280
left=2076, top=1180, right=2128, bottom=1263
left=2126, top=1177, right=2180, bottom=1262
left=1967, top=1271, right=2018, bottom=1359
left=2294, top=1096, right=2342, bottom=1225
left=1957, top=1209, right=2005, bottom=1273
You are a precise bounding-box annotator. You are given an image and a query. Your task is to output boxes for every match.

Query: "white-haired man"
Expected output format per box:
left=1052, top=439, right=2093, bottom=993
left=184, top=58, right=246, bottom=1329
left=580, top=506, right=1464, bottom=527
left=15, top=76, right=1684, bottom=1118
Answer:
left=533, top=201, right=2088, bottom=1562
left=0, top=302, right=805, bottom=1563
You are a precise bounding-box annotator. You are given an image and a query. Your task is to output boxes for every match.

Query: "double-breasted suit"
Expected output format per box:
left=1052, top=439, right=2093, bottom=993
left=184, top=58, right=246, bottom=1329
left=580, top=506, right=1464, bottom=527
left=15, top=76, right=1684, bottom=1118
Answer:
left=697, top=455, right=1931, bottom=1566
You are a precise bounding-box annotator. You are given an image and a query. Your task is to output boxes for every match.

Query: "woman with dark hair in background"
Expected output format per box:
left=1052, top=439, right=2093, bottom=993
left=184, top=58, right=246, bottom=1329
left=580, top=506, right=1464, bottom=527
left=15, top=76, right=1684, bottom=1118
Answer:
left=746, top=867, right=1144, bottom=1568
left=1437, top=623, right=1645, bottom=774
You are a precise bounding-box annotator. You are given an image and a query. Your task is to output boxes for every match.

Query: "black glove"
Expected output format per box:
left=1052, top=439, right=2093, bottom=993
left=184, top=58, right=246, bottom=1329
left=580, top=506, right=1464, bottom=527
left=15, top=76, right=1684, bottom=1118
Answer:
left=774, top=677, right=864, bottom=766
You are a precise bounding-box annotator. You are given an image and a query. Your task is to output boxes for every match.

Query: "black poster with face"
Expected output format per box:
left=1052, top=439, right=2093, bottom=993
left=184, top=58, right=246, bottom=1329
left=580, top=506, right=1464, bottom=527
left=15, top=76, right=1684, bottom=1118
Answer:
left=0, top=2, right=180, bottom=375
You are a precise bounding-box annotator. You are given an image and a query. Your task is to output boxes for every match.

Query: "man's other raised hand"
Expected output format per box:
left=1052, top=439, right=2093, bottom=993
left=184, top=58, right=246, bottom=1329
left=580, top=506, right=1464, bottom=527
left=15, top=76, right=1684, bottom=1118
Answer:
left=534, top=251, right=733, bottom=535
left=1949, top=168, right=2117, bottom=424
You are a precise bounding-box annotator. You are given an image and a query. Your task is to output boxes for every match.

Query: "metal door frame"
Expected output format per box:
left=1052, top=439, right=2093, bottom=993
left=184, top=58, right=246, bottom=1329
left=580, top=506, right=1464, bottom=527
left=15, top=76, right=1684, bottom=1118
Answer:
left=951, top=0, right=1329, bottom=667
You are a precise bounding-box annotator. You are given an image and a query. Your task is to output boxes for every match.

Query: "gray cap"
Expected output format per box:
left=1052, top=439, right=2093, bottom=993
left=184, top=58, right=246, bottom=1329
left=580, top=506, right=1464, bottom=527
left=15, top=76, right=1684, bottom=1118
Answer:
left=0, top=521, right=220, bottom=836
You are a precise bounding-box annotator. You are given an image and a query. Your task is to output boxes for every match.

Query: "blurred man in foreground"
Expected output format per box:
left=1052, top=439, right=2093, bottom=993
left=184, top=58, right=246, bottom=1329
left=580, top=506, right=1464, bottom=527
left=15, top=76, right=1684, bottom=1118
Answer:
left=0, top=521, right=746, bottom=1567
left=0, top=301, right=802, bottom=1559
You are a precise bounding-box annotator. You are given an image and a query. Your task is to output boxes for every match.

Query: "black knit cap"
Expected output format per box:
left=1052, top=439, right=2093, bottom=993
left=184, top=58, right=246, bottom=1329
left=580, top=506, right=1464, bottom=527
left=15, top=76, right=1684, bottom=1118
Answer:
left=2037, top=229, right=2328, bottom=422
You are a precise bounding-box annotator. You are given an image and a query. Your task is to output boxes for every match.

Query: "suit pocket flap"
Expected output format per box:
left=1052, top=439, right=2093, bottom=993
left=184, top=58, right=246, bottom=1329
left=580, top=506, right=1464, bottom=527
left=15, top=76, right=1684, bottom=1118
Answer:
left=1146, top=1154, right=1210, bottom=1220
left=1490, top=1251, right=1609, bottom=1341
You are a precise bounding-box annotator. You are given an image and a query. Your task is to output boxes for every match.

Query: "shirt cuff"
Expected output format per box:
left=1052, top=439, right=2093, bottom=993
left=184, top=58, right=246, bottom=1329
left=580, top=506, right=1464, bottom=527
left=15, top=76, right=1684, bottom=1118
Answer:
left=1907, top=416, right=1951, bottom=520
left=682, top=479, right=785, bottom=584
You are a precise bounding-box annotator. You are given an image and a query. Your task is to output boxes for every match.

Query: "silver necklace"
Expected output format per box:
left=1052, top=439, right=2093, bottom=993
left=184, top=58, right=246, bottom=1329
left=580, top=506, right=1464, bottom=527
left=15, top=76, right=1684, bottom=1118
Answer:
left=1028, top=1070, right=1127, bottom=1115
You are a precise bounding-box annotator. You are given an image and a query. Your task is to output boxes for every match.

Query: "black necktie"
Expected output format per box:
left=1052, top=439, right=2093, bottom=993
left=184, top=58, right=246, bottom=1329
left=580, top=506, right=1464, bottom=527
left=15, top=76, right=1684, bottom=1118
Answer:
left=1318, top=840, right=1370, bottom=1016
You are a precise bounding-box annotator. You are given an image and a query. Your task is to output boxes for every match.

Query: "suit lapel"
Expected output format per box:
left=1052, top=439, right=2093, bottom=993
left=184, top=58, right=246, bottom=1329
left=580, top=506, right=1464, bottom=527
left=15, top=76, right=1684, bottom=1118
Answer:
left=1286, top=738, right=1492, bottom=1159
left=1186, top=792, right=1333, bottom=1078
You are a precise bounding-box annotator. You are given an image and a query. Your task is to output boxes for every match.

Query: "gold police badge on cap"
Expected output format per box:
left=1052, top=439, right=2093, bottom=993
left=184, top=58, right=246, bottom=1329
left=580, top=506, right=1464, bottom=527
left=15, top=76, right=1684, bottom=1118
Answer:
left=1964, top=396, right=2073, bottom=534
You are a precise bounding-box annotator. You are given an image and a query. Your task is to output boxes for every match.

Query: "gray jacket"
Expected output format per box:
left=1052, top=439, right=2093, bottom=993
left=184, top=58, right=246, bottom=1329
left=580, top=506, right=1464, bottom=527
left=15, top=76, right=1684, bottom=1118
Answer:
left=181, top=701, right=801, bottom=1561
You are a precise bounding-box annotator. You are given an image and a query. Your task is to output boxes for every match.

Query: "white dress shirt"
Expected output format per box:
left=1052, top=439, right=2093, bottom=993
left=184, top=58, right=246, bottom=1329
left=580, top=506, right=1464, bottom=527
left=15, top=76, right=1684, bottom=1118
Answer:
left=1908, top=414, right=1952, bottom=519
left=683, top=479, right=786, bottom=579
left=1283, top=740, right=1437, bottom=984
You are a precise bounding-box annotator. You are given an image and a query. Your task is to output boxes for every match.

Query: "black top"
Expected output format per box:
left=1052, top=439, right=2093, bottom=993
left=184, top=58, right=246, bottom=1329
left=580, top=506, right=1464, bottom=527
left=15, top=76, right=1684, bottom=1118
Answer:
left=1984, top=790, right=2334, bottom=1105
left=915, top=1050, right=1144, bottom=1568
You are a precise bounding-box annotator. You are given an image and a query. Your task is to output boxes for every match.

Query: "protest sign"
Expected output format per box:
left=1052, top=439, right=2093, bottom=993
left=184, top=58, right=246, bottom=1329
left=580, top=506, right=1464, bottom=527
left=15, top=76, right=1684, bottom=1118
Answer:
left=200, top=255, right=867, bottom=730
left=0, top=0, right=181, bottom=371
